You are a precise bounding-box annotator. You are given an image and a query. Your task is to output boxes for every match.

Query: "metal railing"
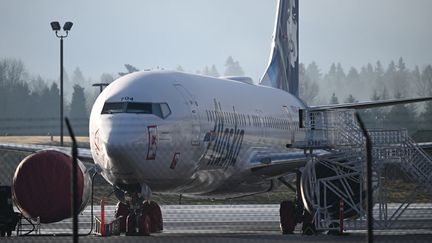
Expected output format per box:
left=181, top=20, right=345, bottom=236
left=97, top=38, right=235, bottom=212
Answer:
left=295, top=108, right=432, bottom=231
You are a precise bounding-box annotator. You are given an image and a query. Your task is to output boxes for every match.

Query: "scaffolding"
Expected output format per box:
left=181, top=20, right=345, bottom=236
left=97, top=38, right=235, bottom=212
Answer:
left=294, top=109, right=432, bottom=231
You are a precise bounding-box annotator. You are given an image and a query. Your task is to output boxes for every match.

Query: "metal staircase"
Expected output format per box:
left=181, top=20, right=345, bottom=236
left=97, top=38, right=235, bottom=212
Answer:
left=294, top=108, right=432, bottom=231
left=369, top=129, right=432, bottom=193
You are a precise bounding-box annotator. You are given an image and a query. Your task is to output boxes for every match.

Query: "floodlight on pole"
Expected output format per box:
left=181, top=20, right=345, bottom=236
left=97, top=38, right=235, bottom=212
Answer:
left=50, top=21, right=73, bottom=147
left=50, top=21, right=61, bottom=31
left=63, top=22, right=73, bottom=31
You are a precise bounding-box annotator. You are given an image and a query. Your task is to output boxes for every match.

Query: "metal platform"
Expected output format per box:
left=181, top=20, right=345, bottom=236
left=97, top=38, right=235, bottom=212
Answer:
left=294, top=109, right=432, bottom=231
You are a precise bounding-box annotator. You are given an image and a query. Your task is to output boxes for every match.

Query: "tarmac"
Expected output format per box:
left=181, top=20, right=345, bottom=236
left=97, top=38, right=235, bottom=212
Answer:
left=2, top=204, right=432, bottom=242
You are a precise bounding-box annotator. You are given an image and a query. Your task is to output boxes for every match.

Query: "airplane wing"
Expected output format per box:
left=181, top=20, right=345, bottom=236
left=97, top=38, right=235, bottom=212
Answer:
left=309, top=96, right=432, bottom=111
left=247, top=150, right=327, bottom=178
left=252, top=96, right=432, bottom=178
left=249, top=140, right=432, bottom=179
left=0, top=142, right=94, bottom=163
left=250, top=159, right=306, bottom=178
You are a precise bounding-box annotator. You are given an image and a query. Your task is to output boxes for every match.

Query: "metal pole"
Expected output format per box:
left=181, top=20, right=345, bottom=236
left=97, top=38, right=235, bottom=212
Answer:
left=365, top=132, right=373, bottom=243
left=339, top=199, right=344, bottom=234
left=65, top=118, right=79, bottom=242
left=101, top=196, right=105, bottom=236
left=355, top=113, right=373, bottom=243
left=60, top=37, right=64, bottom=146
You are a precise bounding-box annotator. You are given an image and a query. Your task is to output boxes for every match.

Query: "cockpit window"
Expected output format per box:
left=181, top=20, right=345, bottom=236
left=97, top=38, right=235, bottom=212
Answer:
left=101, top=102, right=171, bottom=119
left=101, top=102, right=124, bottom=114
left=160, top=103, right=171, bottom=118
left=126, top=103, right=152, bottom=114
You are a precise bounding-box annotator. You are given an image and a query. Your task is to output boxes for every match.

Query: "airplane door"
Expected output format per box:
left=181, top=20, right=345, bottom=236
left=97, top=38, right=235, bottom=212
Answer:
left=255, top=109, right=265, bottom=138
left=174, top=84, right=201, bottom=146
left=282, top=105, right=295, bottom=144
left=282, top=105, right=294, bottom=129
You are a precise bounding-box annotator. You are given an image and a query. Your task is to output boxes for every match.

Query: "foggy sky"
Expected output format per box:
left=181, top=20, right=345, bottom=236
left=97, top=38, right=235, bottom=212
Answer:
left=1, top=0, right=432, bottom=82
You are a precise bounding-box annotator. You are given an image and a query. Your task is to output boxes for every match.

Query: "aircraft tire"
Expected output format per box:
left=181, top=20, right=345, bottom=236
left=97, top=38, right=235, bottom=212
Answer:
left=141, top=201, right=163, bottom=233
left=125, top=212, right=137, bottom=236
left=115, top=202, right=129, bottom=233
left=138, top=213, right=150, bottom=236
left=0, top=231, right=5, bottom=237
left=302, top=211, right=316, bottom=235
left=279, top=200, right=295, bottom=234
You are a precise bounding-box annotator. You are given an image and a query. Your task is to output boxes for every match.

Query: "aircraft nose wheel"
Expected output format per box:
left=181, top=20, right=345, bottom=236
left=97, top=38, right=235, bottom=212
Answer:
left=125, top=212, right=136, bottom=236
left=124, top=200, right=163, bottom=236
left=143, top=201, right=163, bottom=233
left=138, top=214, right=150, bottom=236
left=115, top=201, right=129, bottom=233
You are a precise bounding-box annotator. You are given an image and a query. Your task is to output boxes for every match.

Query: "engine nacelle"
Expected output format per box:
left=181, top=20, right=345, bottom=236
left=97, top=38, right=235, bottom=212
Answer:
left=12, top=150, right=92, bottom=223
left=300, top=158, right=365, bottom=219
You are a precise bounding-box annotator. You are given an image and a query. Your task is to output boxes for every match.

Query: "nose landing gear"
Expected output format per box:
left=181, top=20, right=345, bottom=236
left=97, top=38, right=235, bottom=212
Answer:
left=114, top=184, right=163, bottom=236
left=115, top=199, right=163, bottom=235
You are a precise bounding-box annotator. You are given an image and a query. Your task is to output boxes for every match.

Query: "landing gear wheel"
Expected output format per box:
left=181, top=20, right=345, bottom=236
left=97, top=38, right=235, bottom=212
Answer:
left=147, top=201, right=163, bottom=232
left=0, top=231, right=5, bottom=237
left=302, top=211, right=316, bottom=235
left=125, top=212, right=151, bottom=236
left=115, top=201, right=129, bottom=233
left=125, top=212, right=137, bottom=236
left=6, top=231, right=11, bottom=237
left=279, top=200, right=295, bottom=234
left=138, top=213, right=150, bottom=236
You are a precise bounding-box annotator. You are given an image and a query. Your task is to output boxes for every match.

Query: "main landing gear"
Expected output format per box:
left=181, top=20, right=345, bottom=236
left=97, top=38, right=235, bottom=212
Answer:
left=278, top=171, right=316, bottom=235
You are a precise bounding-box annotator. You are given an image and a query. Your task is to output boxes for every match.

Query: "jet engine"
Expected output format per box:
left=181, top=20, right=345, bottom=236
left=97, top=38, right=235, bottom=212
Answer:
left=12, top=150, right=92, bottom=223
left=300, top=156, right=365, bottom=219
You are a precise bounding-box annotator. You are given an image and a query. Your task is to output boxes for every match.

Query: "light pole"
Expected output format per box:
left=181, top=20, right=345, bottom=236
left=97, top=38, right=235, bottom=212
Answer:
left=50, top=21, right=73, bottom=146
left=92, top=83, right=110, bottom=94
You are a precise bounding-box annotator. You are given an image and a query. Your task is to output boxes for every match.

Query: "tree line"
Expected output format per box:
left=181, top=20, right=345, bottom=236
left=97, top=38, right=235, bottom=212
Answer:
left=0, top=56, right=244, bottom=135
left=0, top=59, right=101, bottom=135
left=299, top=57, right=432, bottom=134
left=1, top=56, right=432, bottom=136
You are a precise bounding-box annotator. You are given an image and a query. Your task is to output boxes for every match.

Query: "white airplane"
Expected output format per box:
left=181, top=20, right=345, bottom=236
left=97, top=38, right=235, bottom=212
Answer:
left=2, top=0, right=432, bottom=236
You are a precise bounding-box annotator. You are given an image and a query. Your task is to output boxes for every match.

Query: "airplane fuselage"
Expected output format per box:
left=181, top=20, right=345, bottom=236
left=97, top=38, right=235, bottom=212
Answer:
left=89, top=71, right=306, bottom=198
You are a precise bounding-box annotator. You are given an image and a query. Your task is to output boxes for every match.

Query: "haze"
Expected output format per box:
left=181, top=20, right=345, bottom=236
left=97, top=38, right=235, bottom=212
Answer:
left=1, top=0, right=432, bottom=81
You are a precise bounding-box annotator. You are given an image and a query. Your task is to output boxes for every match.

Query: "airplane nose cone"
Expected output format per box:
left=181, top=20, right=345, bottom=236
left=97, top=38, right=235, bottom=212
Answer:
left=101, top=116, right=148, bottom=170
left=94, top=114, right=164, bottom=184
